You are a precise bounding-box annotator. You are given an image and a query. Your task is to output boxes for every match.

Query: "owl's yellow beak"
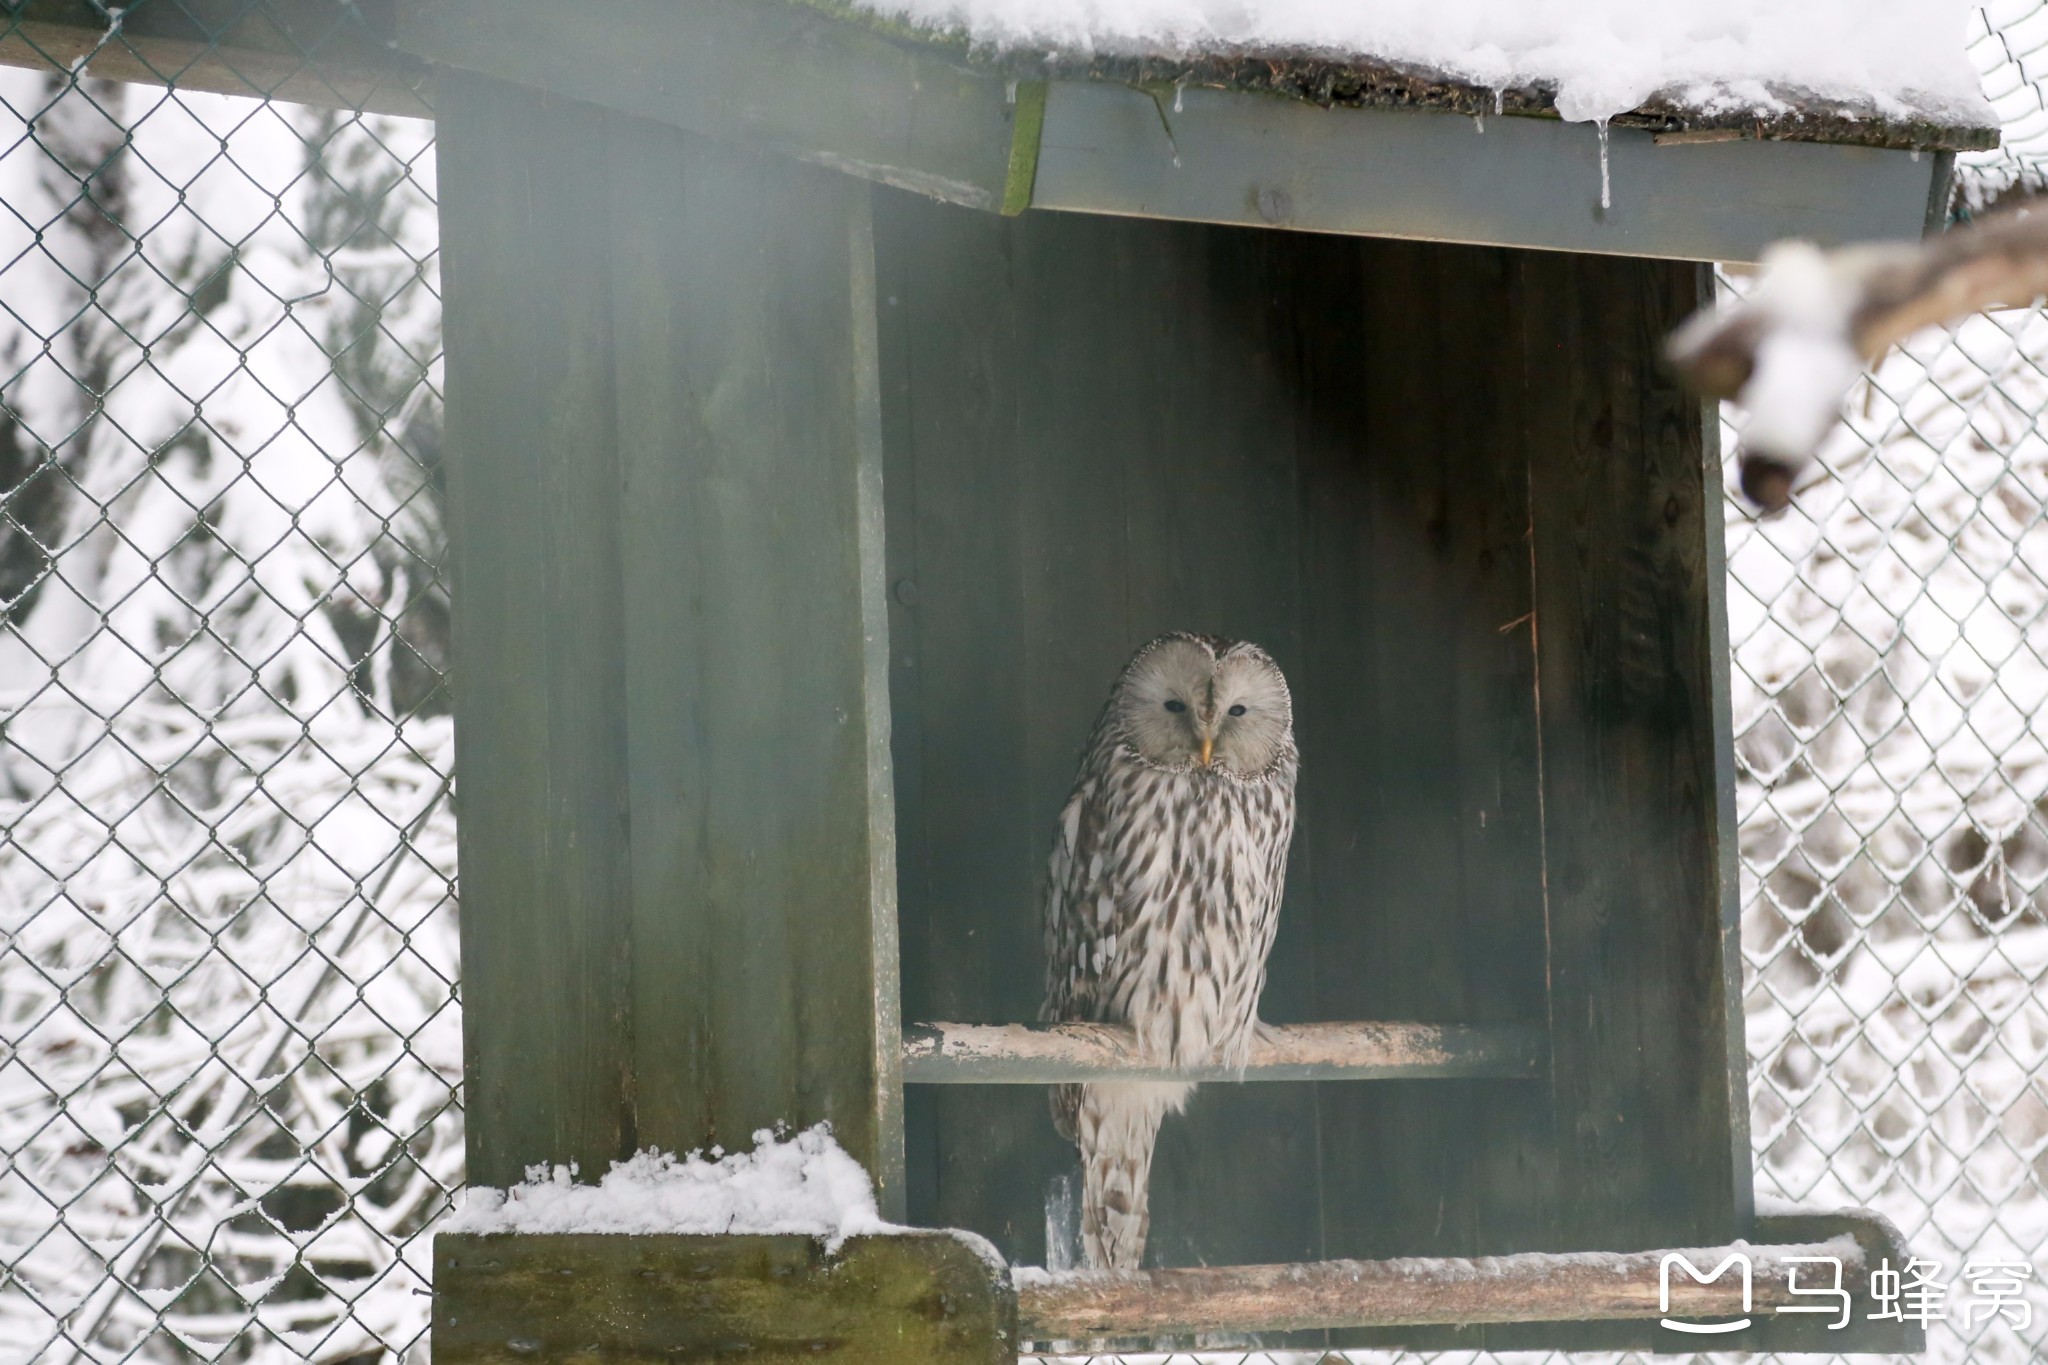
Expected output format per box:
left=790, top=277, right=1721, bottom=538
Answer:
left=1199, top=733, right=1214, bottom=767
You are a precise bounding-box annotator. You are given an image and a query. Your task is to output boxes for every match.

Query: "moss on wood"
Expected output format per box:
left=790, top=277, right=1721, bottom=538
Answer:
left=433, top=1232, right=1016, bottom=1364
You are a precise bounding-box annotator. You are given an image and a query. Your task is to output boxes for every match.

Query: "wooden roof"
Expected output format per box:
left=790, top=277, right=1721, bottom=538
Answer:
left=3, top=0, right=1994, bottom=260
left=798, top=0, right=1999, bottom=154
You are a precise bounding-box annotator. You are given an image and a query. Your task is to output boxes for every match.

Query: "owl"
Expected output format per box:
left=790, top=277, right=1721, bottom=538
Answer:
left=1041, top=632, right=1299, bottom=1271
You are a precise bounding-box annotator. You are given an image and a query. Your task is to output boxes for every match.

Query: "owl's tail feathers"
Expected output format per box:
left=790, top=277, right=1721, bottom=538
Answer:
left=1070, top=1081, right=1193, bottom=1272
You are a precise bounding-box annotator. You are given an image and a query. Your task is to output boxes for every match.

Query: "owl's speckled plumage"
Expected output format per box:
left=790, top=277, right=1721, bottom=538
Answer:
left=1041, top=632, right=1298, bottom=1270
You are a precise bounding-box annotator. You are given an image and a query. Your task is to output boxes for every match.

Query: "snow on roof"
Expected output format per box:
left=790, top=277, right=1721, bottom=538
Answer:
left=855, top=0, right=1996, bottom=133
left=441, top=1124, right=894, bottom=1253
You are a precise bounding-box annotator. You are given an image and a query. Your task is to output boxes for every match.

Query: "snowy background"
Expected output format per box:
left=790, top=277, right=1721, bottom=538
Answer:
left=0, top=55, right=455, bottom=1364
left=5, top=2, right=2048, bottom=1363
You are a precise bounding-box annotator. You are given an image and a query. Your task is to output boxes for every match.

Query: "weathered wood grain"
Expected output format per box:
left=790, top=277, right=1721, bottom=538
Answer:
left=2, top=0, right=431, bottom=116
left=437, top=70, right=636, bottom=1188
left=398, top=0, right=1027, bottom=209
left=1522, top=253, right=1751, bottom=1258
left=1291, top=240, right=1557, bottom=1358
left=439, top=75, right=902, bottom=1201
left=902, top=1020, right=1545, bottom=1082
left=1017, top=1236, right=1867, bottom=1339
left=873, top=185, right=1051, bottom=1261
left=434, top=1232, right=1015, bottom=1365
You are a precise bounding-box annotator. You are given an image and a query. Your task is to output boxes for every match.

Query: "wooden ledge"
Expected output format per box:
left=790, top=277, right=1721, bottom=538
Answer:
left=1016, top=1235, right=1866, bottom=1339
left=3, top=1, right=431, bottom=117
left=431, top=1212, right=1920, bottom=1357
left=434, top=1231, right=1016, bottom=1365
left=902, top=1019, right=1546, bottom=1082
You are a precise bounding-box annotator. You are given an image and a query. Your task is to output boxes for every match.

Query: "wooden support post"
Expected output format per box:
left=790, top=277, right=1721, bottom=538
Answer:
left=1521, top=255, right=1753, bottom=1256
left=436, top=72, right=903, bottom=1204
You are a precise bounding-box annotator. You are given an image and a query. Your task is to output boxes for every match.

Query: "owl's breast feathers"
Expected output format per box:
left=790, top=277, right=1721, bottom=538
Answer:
left=1041, top=719, right=1298, bottom=1073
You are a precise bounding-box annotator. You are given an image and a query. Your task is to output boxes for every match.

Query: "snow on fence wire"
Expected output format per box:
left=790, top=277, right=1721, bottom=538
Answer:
left=0, top=8, right=453, bottom=1361
left=6, top=4, right=2048, bottom=1365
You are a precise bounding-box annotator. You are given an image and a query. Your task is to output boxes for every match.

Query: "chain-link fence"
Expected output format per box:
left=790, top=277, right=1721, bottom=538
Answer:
left=8, top=4, right=2048, bottom=1364
left=1716, top=9, right=2048, bottom=1363
left=0, top=8, right=453, bottom=1361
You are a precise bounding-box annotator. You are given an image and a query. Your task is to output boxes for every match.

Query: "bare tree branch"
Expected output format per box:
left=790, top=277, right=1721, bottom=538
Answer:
left=1667, top=201, right=2048, bottom=511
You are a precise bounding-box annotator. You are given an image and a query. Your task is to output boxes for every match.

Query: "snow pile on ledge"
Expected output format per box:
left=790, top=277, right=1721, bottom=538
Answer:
left=443, top=1124, right=892, bottom=1253
left=858, top=0, right=1992, bottom=128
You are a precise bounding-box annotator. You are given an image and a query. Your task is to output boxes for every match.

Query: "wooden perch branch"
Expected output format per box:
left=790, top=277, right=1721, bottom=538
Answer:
left=1668, top=203, right=2048, bottom=511
left=901, top=1019, right=1546, bottom=1082
left=1016, top=1236, right=1867, bottom=1338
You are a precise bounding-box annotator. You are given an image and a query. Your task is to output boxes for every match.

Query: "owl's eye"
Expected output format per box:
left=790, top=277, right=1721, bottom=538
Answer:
left=1228, top=704, right=1248, bottom=717
left=1163, top=699, right=1188, bottom=713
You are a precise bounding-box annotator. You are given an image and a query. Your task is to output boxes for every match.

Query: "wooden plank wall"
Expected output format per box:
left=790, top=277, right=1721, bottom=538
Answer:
left=878, top=191, right=1747, bottom=1340
left=438, top=73, right=904, bottom=1207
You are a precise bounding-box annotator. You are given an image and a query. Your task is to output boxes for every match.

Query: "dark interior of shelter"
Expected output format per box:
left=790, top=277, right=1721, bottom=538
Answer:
left=876, top=190, right=1743, bottom=1279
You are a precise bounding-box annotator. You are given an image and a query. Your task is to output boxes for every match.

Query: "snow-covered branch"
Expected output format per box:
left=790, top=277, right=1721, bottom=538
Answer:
left=1668, top=202, right=2048, bottom=510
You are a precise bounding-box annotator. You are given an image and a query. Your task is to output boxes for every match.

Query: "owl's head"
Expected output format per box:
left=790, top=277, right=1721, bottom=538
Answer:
left=1111, top=633, right=1294, bottom=779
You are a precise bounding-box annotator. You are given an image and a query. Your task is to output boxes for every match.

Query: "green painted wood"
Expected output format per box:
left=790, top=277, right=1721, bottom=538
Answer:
left=438, top=72, right=636, bottom=1189
left=397, top=0, right=1025, bottom=210
left=1002, top=80, right=1049, bottom=216
left=432, top=1233, right=1016, bottom=1364
left=438, top=73, right=902, bottom=1201
left=1521, top=253, right=1750, bottom=1254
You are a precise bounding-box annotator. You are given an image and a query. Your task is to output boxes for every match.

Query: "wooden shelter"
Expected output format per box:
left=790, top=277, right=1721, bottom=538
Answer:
left=7, top=0, right=1995, bottom=1356
left=409, top=3, right=1977, bottom=1358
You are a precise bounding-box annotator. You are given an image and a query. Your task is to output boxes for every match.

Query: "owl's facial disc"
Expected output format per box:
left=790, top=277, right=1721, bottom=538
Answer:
left=1114, top=636, right=1291, bottom=777
left=1207, top=648, right=1292, bottom=776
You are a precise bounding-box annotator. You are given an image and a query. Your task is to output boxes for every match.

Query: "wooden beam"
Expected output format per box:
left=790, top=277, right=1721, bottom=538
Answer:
left=2, top=1, right=431, bottom=117
left=434, top=1232, right=1016, bottom=1365
left=1017, top=1236, right=1867, bottom=1339
left=1033, top=80, right=1948, bottom=263
left=902, top=1020, right=1545, bottom=1082
left=396, top=0, right=1031, bottom=211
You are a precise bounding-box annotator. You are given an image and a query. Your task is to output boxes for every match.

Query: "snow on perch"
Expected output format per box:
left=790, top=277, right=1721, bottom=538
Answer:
left=443, top=1124, right=894, bottom=1252
left=857, top=0, right=1993, bottom=130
